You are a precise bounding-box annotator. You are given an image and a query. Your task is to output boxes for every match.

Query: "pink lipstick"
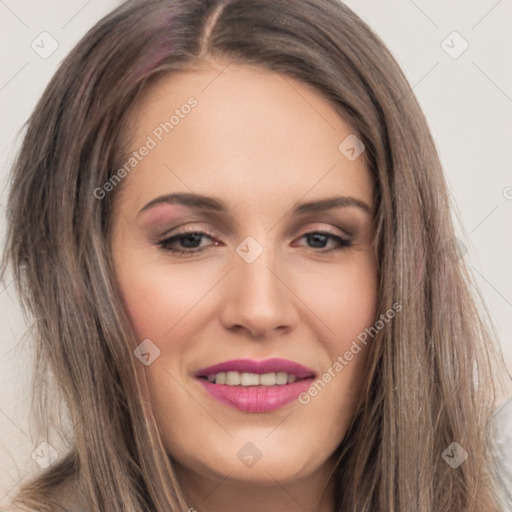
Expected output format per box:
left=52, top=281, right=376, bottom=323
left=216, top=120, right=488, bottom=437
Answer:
left=195, top=358, right=316, bottom=413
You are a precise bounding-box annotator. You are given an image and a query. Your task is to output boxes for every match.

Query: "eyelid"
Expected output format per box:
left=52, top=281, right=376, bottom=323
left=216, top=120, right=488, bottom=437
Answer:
left=152, top=223, right=218, bottom=243
left=295, top=222, right=352, bottom=239
left=156, top=221, right=351, bottom=243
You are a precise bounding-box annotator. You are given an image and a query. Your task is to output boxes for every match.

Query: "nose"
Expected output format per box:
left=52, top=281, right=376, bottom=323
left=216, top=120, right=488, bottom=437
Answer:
left=219, top=245, right=299, bottom=339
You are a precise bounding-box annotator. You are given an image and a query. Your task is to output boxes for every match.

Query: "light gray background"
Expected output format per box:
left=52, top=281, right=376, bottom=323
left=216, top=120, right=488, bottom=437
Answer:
left=1, top=0, right=511, bottom=504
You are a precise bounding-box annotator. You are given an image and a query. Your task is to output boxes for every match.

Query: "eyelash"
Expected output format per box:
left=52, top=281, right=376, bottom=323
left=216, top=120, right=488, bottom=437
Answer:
left=156, top=227, right=352, bottom=257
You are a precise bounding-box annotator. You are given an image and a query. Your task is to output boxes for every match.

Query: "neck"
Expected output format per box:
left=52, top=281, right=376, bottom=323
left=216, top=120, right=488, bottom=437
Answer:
left=175, top=457, right=337, bottom=512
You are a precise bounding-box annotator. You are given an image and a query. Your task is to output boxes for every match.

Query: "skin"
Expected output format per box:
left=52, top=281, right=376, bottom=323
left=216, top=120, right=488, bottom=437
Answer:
left=111, top=58, right=378, bottom=512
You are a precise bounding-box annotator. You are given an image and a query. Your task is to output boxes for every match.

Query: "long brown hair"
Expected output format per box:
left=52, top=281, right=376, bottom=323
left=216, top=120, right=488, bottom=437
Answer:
left=1, top=0, right=507, bottom=510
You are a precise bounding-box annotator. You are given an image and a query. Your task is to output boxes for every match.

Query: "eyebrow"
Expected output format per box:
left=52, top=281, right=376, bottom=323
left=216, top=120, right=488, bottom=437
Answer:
left=138, top=192, right=372, bottom=217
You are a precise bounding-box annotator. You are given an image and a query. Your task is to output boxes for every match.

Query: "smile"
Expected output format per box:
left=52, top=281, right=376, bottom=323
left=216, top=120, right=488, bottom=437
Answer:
left=195, top=358, right=316, bottom=413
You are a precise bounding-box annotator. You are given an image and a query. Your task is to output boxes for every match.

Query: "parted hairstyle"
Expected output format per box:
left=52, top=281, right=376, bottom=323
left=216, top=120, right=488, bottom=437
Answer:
left=1, top=0, right=507, bottom=510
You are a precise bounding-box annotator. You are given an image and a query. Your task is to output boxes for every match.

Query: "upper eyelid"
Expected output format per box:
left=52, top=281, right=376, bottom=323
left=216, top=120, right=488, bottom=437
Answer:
left=158, top=225, right=217, bottom=241
left=151, top=209, right=359, bottom=235
left=159, top=221, right=350, bottom=235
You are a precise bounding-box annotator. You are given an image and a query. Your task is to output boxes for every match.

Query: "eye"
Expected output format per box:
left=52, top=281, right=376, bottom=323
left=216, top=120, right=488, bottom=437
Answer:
left=156, top=227, right=220, bottom=257
left=294, top=230, right=352, bottom=253
left=156, top=227, right=352, bottom=257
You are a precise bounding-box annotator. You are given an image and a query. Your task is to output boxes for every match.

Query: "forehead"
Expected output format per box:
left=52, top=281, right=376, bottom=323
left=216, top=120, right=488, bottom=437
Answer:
left=116, top=60, right=373, bottom=214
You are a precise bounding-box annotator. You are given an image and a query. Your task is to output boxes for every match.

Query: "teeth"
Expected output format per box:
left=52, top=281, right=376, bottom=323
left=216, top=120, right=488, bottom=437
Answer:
left=225, top=371, right=240, bottom=385
left=240, top=373, right=260, bottom=386
left=259, top=372, right=277, bottom=386
left=276, top=372, right=288, bottom=385
left=207, top=371, right=302, bottom=386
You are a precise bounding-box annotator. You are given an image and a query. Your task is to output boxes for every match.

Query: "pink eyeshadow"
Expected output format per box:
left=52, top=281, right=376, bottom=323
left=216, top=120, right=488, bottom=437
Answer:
left=139, top=203, right=186, bottom=226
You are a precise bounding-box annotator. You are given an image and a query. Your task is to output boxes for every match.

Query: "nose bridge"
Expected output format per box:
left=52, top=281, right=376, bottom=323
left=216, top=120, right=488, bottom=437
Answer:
left=220, top=236, right=297, bottom=336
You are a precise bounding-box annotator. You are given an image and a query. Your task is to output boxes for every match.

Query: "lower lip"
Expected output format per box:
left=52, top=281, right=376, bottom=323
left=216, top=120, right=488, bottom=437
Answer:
left=197, top=378, right=315, bottom=412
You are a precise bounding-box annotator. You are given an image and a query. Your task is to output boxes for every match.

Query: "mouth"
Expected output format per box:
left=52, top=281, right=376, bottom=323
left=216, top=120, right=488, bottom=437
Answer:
left=195, top=357, right=316, bottom=384
left=194, top=358, right=316, bottom=413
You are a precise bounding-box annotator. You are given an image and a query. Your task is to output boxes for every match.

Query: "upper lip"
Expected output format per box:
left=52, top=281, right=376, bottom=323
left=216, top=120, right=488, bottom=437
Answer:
left=195, top=358, right=316, bottom=379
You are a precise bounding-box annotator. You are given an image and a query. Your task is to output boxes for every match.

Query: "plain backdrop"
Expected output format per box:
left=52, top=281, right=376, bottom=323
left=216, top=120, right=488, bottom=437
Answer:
left=1, top=0, right=511, bottom=504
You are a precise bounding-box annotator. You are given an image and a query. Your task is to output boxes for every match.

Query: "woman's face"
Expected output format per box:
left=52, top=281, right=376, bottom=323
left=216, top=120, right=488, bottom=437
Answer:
left=111, top=60, right=378, bottom=493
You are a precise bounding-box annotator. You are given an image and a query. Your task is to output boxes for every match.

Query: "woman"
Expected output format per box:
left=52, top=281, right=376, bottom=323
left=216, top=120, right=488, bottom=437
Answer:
left=1, top=0, right=509, bottom=510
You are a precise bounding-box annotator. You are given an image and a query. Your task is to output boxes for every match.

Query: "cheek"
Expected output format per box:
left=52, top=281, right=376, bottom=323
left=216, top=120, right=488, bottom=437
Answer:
left=116, top=263, right=181, bottom=341
left=305, top=256, right=378, bottom=341
left=117, top=260, right=215, bottom=344
left=124, top=285, right=178, bottom=342
left=125, top=301, right=151, bottom=341
left=305, top=255, right=378, bottom=400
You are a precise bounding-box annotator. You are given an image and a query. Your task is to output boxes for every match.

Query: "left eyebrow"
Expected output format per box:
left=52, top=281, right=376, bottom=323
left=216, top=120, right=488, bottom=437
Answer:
left=138, top=192, right=227, bottom=216
left=137, top=192, right=372, bottom=217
